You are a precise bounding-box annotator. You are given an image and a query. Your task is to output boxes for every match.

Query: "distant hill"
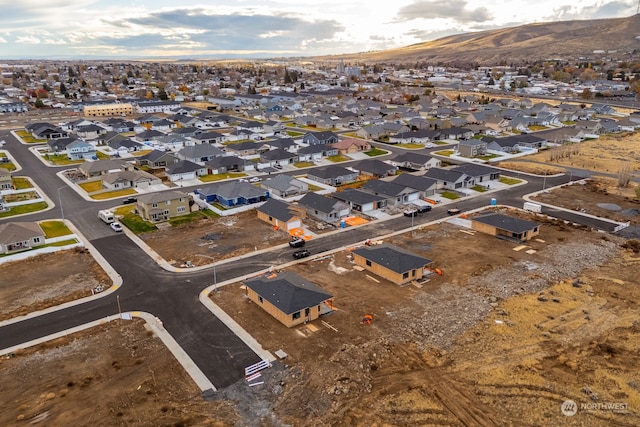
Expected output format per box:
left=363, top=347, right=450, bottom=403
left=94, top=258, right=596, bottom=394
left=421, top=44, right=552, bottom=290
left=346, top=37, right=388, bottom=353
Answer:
left=312, top=15, right=640, bottom=66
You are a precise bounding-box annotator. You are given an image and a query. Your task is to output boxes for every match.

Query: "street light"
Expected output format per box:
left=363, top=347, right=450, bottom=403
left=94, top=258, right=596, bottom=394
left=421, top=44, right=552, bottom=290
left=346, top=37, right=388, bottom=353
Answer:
left=195, top=254, right=217, bottom=293
left=57, top=185, right=68, bottom=221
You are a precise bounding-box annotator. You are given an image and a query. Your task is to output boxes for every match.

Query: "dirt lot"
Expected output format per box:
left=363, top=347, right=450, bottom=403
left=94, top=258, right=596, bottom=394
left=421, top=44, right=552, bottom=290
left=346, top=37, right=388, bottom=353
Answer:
left=2, top=182, right=640, bottom=426
left=532, top=178, right=640, bottom=229
left=497, top=131, right=640, bottom=177
left=0, top=248, right=110, bottom=321
left=137, top=209, right=336, bottom=267
left=0, top=320, right=238, bottom=426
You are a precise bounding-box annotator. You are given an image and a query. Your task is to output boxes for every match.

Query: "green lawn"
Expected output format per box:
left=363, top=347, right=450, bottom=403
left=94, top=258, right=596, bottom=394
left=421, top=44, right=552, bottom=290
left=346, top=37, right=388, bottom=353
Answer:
left=199, top=172, right=247, bottom=182
left=168, top=210, right=218, bottom=226
left=90, top=188, right=137, bottom=200
left=79, top=181, right=103, bottom=192
left=40, top=220, right=73, bottom=238
left=294, top=161, right=314, bottom=168
left=12, top=177, right=33, bottom=190
left=120, top=213, right=158, bottom=234
left=0, top=202, right=48, bottom=218
left=400, top=143, right=424, bottom=149
left=499, top=177, right=522, bottom=185
left=364, top=148, right=387, bottom=156
left=434, top=150, right=455, bottom=157
left=471, top=185, right=488, bottom=193
left=15, top=130, right=47, bottom=144
left=327, top=154, right=350, bottom=163
left=286, top=131, right=304, bottom=137
left=477, top=153, right=501, bottom=161
left=440, top=191, right=461, bottom=200
left=46, top=238, right=80, bottom=247
left=43, top=154, right=84, bottom=166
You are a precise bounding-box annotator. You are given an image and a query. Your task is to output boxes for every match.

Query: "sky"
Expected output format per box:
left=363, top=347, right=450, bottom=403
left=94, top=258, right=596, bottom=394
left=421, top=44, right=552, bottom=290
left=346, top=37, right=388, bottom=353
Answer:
left=0, top=0, right=637, bottom=59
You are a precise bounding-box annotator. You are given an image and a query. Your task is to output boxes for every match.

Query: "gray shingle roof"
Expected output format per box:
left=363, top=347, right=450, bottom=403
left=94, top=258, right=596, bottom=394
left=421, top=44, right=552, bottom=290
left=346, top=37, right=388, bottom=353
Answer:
left=244, top=271, right=332, bottom=315
left=472, top=213, right=539, bottom=234
left=352, top=243, right=432, bottom=274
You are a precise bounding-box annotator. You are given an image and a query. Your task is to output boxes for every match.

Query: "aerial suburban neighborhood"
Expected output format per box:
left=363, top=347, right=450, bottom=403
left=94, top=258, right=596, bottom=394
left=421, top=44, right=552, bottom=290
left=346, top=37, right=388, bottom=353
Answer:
left=1, top=11, right=640, bottom=427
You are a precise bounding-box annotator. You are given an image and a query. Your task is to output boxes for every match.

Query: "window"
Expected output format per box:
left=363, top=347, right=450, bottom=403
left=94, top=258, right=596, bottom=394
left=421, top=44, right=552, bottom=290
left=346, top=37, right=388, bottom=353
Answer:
left=152, top=203, right=158, bottom=208
left=292, top=311, right=301, bottom=320
left=402, top=272, right=409, bottom=279
left=163, top=209, right=169, bottom=215
left=165, top=200, right=171, bottom=205
left=366, top=260, right=372, bottom=267
left=177, top=206, right=186, bottom=213
left=258, top=296, right=263, bottom=304
left=33, top=237, right=41, bottom=244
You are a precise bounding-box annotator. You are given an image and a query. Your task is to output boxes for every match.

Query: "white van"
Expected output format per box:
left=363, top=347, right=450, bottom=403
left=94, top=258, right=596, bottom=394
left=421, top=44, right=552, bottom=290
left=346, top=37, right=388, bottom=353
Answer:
left=98, top=210, right=115, bottom=224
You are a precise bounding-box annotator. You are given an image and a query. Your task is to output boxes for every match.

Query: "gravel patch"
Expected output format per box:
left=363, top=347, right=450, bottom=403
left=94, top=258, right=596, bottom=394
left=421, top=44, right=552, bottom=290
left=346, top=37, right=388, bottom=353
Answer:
left=597, top=203, right=622, bottom=211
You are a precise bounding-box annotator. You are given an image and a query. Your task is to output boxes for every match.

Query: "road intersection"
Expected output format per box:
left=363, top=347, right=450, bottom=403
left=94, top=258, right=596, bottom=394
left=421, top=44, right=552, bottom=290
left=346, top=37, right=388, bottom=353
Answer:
left=0, top=128, right=622, bottom=393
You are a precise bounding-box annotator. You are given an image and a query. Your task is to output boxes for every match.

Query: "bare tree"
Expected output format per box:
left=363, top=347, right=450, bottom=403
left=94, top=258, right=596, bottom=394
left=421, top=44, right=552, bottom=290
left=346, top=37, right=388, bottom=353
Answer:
left=618, top=161, right=632, bottom=187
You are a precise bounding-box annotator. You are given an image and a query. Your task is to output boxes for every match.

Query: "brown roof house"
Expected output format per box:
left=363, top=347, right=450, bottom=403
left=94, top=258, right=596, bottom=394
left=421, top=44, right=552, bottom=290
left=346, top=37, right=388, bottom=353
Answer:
left=243, top=271, right=334, bottom=328
left=136, top=190, right=190, bottom=223
left=0, top=222, right=45, bottom=254
left=352, top=243, right=433, bottom=286
left=471, top=212, right=540, bottom=242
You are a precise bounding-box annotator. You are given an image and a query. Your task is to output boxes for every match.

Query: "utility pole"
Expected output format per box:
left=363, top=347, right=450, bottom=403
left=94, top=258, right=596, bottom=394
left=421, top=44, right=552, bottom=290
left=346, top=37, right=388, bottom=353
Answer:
left=196, top=254, right=217, bottom=293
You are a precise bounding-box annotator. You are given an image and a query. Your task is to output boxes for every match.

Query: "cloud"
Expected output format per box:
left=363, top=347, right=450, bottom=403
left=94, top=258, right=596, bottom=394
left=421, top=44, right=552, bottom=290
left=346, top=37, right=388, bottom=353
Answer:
left=98, top=9, right=344, bottom=53
left=0, top=37, right=6, bottom=43
left=547, top=0, right=635, bottom=21
left=394, top=0, right=493, bottom=24
left=16, top=35, right=41, bottom=44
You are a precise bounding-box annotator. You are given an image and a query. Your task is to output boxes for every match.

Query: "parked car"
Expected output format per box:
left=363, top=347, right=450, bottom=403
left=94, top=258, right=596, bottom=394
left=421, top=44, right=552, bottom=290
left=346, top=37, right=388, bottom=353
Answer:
left=416, top=205, right=432, bottom=213
left=289, top=237, right=306, bottom=248
left=447, top=208, right=461, bottom=215
left=122, top=197, right=137, bottom=205
left=110, top=222, right=123, bottom=232
left=249, top=177, right=261, bottom=183
left=292, top=249, right=310, bottom=259
left=403, top=208, right=418, bottom=217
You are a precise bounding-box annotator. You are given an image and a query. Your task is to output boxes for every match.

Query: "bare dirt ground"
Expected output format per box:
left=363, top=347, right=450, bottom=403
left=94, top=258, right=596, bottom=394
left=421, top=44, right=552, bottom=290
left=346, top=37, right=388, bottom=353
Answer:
left=497, top=131, right=640, bottom=177
left=0, top=319, right=238, bottom=426
left=2, top=183, right=640, bottom=426
left=532, top=178, right=640, bottom=228
left=211, top=208, right=640, bottom=426
left=137, top=209, right=335, bottom=267
left=0, top=248, right=110, bottom=321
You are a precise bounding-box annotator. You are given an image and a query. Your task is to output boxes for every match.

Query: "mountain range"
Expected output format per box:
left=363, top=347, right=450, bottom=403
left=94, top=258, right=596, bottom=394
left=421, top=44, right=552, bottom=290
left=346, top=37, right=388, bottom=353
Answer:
left=311, top=14, right=640, bottom=66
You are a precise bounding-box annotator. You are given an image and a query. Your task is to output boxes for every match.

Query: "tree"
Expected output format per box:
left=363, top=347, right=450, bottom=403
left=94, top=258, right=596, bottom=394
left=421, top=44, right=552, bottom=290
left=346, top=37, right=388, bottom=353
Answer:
left=158, top=88, right=169, bottom=100
left=618, top=162, right=632, bottom=187
left=580, top=88, right=592, bottom=100
left=34, top=98, right=44, bottom=108
left=59, top=82, right=67, bottom=95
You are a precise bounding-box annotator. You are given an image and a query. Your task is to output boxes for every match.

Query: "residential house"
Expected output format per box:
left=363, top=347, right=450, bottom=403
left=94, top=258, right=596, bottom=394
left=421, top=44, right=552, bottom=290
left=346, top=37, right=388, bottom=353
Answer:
left=389, top=129, right=442, bottom=144
left=360, top=179, right=420, bottom=206
left=75, top=124, right=107, bottom=140
left=331, top=188, right=387, bottom=213
left=302, top=131, right=340, bottom=145
left=78, top=159, right=129, bottom=178
left=243, top=271, right=334, bottom=328
left=352, top=159, right=398, bottom=178
left=176, top=144, right=225, bottom=164
left=260, top=148, right=299, bottom=168
left=0, top=222, right=45, bottom=254
left=392, top=152, right=441, bottom=171
left=471, top=212, right=540, bottom=242
left=165, top=160, right=208, bottom=183
left=204, top=155, right=250, bottom=175
left=296, top=192, right=350, bottom=223
left=256, top=198, right=302, bottom=231
left=423, top=168, right=472, bottom=190
left=330, top=138, right=371, bottom=155
left=458, top=139, right=488, bottom=157
left=137, top=150, right=180, bottom=169
left=263, top=138, right=298, bottom=152
left=391, top=173, right=439, bottom=197
left=191, top=131, right=226, bottom=145
left=135, top=129, right=166, bottom=145
left=296, top=144, right=339, bottom=162
left=0, top=169, right=12, bottom=190
left=136, top=190, right=190, bottom=223
left=101, top=169, right=162, bottom=190
left=306, top=165, right=359, bottom=186
left=225, top=141, right=264, bottom=157
left=451, top=164, right=501, bottom=185
left=25, top=122, right=68, bottom=140
left=195, top=181, right=268, bottom=207
left=261, top=174, right=308, bottom=198
left=66, top=139, right=97, bottom=161
left=351, top=243, right=433, bottom=286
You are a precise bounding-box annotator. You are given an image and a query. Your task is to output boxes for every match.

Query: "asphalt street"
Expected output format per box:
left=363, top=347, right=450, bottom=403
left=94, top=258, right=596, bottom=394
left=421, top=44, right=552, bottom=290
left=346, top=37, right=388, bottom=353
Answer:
left=0, top=127, right=623, bottom=390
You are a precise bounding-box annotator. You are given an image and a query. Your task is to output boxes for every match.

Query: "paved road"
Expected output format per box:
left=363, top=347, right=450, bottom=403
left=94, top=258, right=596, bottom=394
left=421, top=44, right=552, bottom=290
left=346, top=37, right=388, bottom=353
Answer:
left=0, top=127, right=624, bottom=390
